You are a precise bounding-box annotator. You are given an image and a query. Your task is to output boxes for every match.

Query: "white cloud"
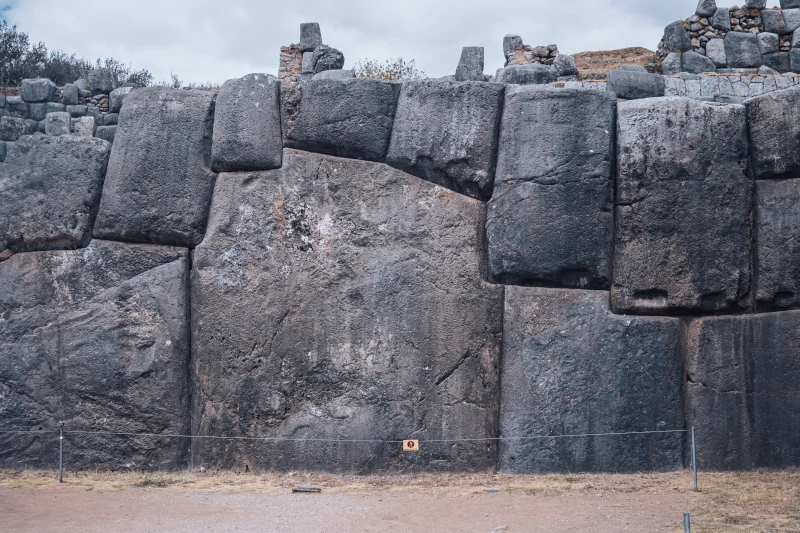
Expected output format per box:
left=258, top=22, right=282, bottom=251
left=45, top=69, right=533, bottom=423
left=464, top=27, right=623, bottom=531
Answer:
left=3, top=0, right=697, bottom=83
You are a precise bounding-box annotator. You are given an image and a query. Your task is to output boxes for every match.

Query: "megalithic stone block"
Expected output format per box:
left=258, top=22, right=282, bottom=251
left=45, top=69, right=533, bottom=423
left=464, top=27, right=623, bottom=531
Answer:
left=93, top=87, right=217, bottom=247
left=487, top=87, right=615, bottom=289
left=21, top=78, right=56, bottom=103
left=44, top=111, right=71, bottom=136
left=613, top=97, right=752, bottom=315
left=663, top=21, right=692, bottom=53
left=746, top=85, right=800, bottom=180
left=299, top=22, right=322, bottom=52
left=685, top=312, right=800, bottom=470
left=499, top=286, right=684, bottom=474
left=696, top=0, right=717, bottom=17
left=0, top=240, right=190, bottom=469
left=455, top=47, right=485, bottom=81
left=725, top=32, right=763, bottom=68
left=284, top=78, right=401, bottom=162
left=0, top=134, right=111, bottom=252
left=386, top=80, right=505, bottom=201
left=191, top=150, right=504, bottom=472
left=211, top=73, right=282, bottom=172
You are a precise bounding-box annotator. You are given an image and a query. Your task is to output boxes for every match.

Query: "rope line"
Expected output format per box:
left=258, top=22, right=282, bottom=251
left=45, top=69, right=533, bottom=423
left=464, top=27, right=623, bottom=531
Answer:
left=0, top=428, right=687, bottom=442
left=692, top=521, right=800, bottom=532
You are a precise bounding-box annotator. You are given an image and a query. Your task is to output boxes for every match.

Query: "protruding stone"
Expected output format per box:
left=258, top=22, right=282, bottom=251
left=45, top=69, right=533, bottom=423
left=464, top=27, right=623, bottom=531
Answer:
left=301, top=52, right=314, bottom=74
left=88, top=68, right=118, bottom=95
left=299, top=22, right=322, bottom=52
left=0, top=116, right=37, bottom=141
left=503, top=34, right=524, bottom=58
left=311, top=45, right=344, bottom=74
left=553, top=53, right=579, bottom=76
left=93, top=87, right=217, bottom=248
left=487, top=87, right=615, bottom=288
left=386, top=80, right=505, bottom=201
left=712, top=7, right=732, bottom=31
left=109, top=86, right=133, bottom=113
left=613, top=97, right=752, bottom=315
left=455, top=47, right=485, bottom=82
left=758, top=32, right=780, bottom=56
left=706, top=38, right=728, bottom=67
left=20, top=78, right=56, bottom=103
left=311, top=69, right=356, bottom=80
left=0, top=240, right=190, bottom=469
left=682, top=50, right=717, bottom=73
left=696, top=0, right=717, bottom=17
left=499, top=287, right=684, bottom=473
left=606, top=70, right=666, bottom=99
left=73, top=116, right=96, bottom=137
left=496, top=64, right=558, bottom=84
left=662, top=52, right=683, bottom=74
left=664, top=21, right=692, bottom=52
left=191, top=150, right=503, bottom=472
left=0, top=134, right=110, bottom=252
left=44, top=112, right=70, bottom=136
left=746, top=85, right=800, bottom=179
left=763, top=9, right=790, bottom=35
left=211, top=73, right=282, bottom=172
left=725, top=32, right=763, bottom=68
left=686, top=312, right=800, bottom=469
left=284, top=78, right=400, bottom=162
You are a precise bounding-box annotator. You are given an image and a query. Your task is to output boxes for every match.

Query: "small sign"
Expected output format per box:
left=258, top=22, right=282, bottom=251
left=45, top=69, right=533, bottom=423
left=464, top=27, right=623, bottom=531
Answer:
left=403, top=440, right=419, bottom=452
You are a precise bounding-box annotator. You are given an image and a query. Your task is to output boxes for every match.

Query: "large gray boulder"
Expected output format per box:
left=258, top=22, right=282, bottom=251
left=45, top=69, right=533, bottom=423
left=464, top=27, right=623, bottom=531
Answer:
left=284, top=78, right=401, bottom=162
left=211, top=73, right=282, bottom=172
left=495, top=64, right=558, bottom=85
left=663, top=21, right=692, bottom=53
left=696, top=0, right=717, bottom=17
left=44, top=111, right=70, bottom=136
left=755, top=179, right=800, bottom=311
left=706, top=38, right=728, bottom=67
left=613, top=97, right=752, bottom=315
left=0, top=116, right=37, bottom=141
left=553, top=53, right=579, bottom=77
left=191, top=150, right=504, bottom=472
left=681, top=50, right=717, bottom=74
left=299, top=22, right=322, bottom=52
left=606, top=70, right=665, bottom=99
left=386, top=80, right=504, bottom=201
left=20, top=78, right=56, bottom=103
left=503, top=35, right=524, bottom=58
left=0, top=134, right=111, bottom=252
left=487, top=87, right=615, bottom=288
left=88, top=68, right=117, bottom=95
left=662, top=52, right=683, bottom=74
left=746, top=85, right=800, bottom=180
left=109, top=86, right=133, bottom=113
left=763, top=9, right=789, bottom=35
left=455, top=47, right=485, bottom=81
left=311, top=46, right=345, bottom=74
left=0, top=240, right=190, bottom=469
left=758, top=32, right=780, bottom=56
left=686, top=312, right=800, bottom=470
left=93, top=87, right=217, bottom=247
left=60, top=83, right=79, bottom=106
left=763, top=51, right=790, bottom=73
left=712, top=8, right=731, bottom=31
left=499, top=287, right=683, bottom=473
left=725, top=32, right=763, bottom=68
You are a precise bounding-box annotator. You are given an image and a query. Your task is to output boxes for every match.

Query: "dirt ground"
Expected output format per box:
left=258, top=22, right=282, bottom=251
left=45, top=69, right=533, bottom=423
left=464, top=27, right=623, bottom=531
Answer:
left=1, top=469, right=798, bottom=533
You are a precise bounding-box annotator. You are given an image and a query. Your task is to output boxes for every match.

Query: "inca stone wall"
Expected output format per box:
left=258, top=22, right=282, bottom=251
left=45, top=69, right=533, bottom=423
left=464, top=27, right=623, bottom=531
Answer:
left=2, top=24, right=800, bottom=474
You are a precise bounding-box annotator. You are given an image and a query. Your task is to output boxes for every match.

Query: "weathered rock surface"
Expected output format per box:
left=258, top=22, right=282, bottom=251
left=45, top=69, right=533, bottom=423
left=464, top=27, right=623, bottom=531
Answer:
left=754, top=179, right=800, bottom=311
left=553, top=54, right=579, bottom=77
left=455, top=47, right=485, bottom=81
left=681, top=50, right=717, bottom=74
left=706, top=38, right=728, bottom=67
left=613, top=97, right=752, bottom=314
left=746, top=86, right=800, bottom=180
left=664, top=21, right=692, bottom=53
left=487, top=87, right=615, bottom=288
left=763, top=51, right=790, bottom=72
left=712, top=8, right=732, bottom=31
left=311, top=46, right=345, bottom=74
left=191, top=150, right=503, bottom=472
left=726, top=32, right=763, bottom=68
left=44, top=112, right=71, bottom=136
left=60, top=83, right=79, bottom=106
left=89, top=68, right=117, bottom=95
left=93, top=87, right=217, bottom=247
left=696, top=0, right=717, bottom=17
left=0, top=240, right=190, bottom=469
left=109, top=87, right=133, bottom=113
left=386, top=80, right=504, bottom=201
left=312, top=69, right=355, bottom=80
left=685, top=312, right=800, bottom=469
left=299, top=22, right=322, bottom=52
left=763, top=9, right=789, bottom=35
left=606, top=70, right=666, bottom=99
left=0, top=134, right=111, bottom=252
left=495, top=64, right=558, bottom=85
left=284, top=79, right=400, bottom=162
left=499, top=287, right=684, bottom=473
left=0, top=116, right=37, bottom=141
left=662, top=52, right=683, bottom=74
left=211, top=73, right=282, bottom=172
left=21, top=78, right=55, bottom=103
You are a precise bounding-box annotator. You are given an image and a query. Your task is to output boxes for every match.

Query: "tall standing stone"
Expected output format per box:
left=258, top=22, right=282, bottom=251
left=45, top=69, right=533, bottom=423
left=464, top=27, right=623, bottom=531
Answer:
left=299, top=22, right=322, bottom=52
left=455, top=47, right=485, bottom=81
left=191, top=150, right=503, bottom=472
left=93, top=87, right=217, bottom=247
left=613, top=97, right=752, bottom=315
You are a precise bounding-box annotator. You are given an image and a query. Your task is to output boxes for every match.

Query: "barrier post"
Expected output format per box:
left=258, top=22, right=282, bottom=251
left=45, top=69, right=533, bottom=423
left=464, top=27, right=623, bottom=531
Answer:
left=58, top=424, right=63, bottom=483
left=691, top=426, right=698, bottom=492
left=684, top=513, right=691, bottom=533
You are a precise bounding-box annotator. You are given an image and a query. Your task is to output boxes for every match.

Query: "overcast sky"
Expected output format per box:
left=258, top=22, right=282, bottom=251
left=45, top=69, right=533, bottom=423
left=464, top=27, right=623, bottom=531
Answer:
left=2, top=0, right=697, bottom=84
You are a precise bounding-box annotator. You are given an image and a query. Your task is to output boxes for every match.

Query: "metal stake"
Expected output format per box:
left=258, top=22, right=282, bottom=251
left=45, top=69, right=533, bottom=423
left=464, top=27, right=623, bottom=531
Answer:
left=691, top=426, right=698, bottom=492
left=58, top=426, right=63, bottom=483
left=684, top=513, right=691, bottom=533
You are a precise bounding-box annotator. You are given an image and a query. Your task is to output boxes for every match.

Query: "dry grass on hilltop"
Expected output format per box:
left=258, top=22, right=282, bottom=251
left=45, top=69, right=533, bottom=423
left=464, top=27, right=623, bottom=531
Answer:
left=574, top=47, right=657, bottom=79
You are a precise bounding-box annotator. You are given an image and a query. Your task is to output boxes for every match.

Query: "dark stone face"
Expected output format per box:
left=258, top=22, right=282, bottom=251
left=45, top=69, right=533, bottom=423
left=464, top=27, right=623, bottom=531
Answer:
left=663, top=21, right=692, bottom=53
left=746, top=86, right=800, bottom=180
left=0, top=134, right=111, bottom=253
left=93, top=87, right=217, bottom=248
left=499, top=286, right=684, bottom=474
left=613, top=97, right=752, bottom=315
left=386, top=80, right=505, bottom=201
left=725, top=32, right=763, bottom=68
left=0, top=240, right=190, bottom=469
left=606, top=70, right=666, bottom=100
left=685, top=312, right=800, bottom=470
left=191, top=150, right=503, bottom=473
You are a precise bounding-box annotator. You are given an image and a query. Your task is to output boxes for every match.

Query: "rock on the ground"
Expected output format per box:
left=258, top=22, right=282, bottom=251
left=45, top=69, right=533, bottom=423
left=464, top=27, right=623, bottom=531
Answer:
left=499, top=287, right=684, bottom=473
left=386, top=80, right=504, bottom=201
left=21, top=78, right=56, bottom=103
left=496, top=64, right=558, bottom=84
left=606, top=70, right=665, bottom=99
left=613, top=97, right=752, bottom=315
left=487, top=87, right=615, bottom=288
left=0, top=240, right=190, bottom=470
left=746, top=85, right=800, bottom=180
left=311, top=46, right=345, bottom=74
left=681, top=50, right=717, bottom=74
left=663, top=21, right=692, bottom=53
left=685, top=312, right=800, bottom=469
left=211, top=73, right=282, bottom=172
left=284, top=78, right=400, bottom=162
left=93, top=87, right=217, bottom=247
left=455, top=47, right=485, bottom=81
left=191, top=150, right=504, bottom=472
left=0, top=134, right=110, bottom=252
left=299, top=22, right=322, bottom=52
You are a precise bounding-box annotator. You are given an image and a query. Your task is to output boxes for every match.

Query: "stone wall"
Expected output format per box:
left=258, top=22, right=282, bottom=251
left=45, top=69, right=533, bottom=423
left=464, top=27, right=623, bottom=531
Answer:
left=2, top=29, right=800, bottom=474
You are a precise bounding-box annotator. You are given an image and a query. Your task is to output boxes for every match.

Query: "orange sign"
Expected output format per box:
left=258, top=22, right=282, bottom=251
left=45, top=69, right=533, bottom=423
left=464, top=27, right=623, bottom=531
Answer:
left=403, top=440, right=419, bottom=452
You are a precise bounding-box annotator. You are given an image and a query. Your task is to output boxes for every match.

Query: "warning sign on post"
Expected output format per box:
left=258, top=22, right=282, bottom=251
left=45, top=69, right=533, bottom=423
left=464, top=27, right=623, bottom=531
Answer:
left=403, top=440, right=419, bottom=452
